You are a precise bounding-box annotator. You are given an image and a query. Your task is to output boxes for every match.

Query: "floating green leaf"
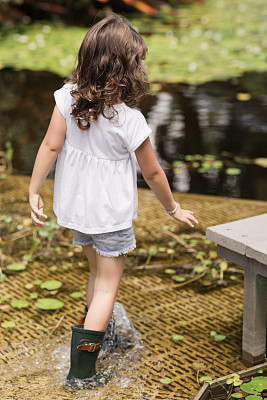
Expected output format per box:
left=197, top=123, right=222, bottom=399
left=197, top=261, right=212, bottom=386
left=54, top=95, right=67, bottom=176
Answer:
left=226, top=373, right=243, bottom=386
left=160, top=377, right=172, bottom=384
left=213, top=160, right=223, bottom=169
left=214, top=334, right=226, bottom=341
left=199, top=376, right=212, bottom=382
left=173, top=160, right=184, bottom=166
left=34, top=298, right=64, bottom=310
left=225, top=168, right=242, bottom=176
left=240, top=377, right=267, bottom=394
left=49, top=265, right=57, bottom=271
left=40, top=280, right=62, bottom=290
left=11, top=300, right=29, bottom=309
left=70, top=292, right=84, bottom=298
left=185, top=155, right=193, bottom=161
left=245, top=396, right=263, bottom=400
left=231, top=393, right=243, bottom=398
left=210, top=330, right=217, bottom=336
left=33, top=279, right=42, bottom=285
left=257, top=368, right=263, bottom=374
left=138, top=248, right=147, bottom=254
left=0, top=294, right=11, bottom=302
left=254, top=158, right=267, bottom=168
left=7, top=263, right=26, bottom=271
left=165, top=268, right=176, bottom=274
left=1, top=321, right=16, bottom=329
left=30, top=292, right=38, bottom=299
left=194, top=266, right=204, bottom=273
left=25, top=283, right=33, bottom=290
left=158, top=247, right=166, bottom=252
left=230, top=275, right=238, bottom=280
left=172, top=334, right=184, bottom=341
left=174, top=276, right=186, bottom=282
left=148, top=246, right=157, bottom=256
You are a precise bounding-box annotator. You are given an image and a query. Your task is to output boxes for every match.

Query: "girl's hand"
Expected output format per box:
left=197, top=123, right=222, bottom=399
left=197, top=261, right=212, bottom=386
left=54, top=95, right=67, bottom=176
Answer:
left=170, top=207, right=198, bottom=228
left=29, top=193, right=48, bottom=227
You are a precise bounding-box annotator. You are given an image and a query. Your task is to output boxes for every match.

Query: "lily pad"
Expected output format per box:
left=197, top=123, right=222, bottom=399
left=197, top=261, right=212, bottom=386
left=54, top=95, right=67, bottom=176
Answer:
left=165, top=268, right=176, bottom=274
left=231, top=393, right=243, bottom=399
left=1, top=321, right=16, bottom=329
left=174, top=276, right=186, bottom=282
left=194, top=266, right=204, bottom=273
left=172, top=334, right=184, bottom=341
left=214, top=334, right=226, bottom=341
left=25, top=283, right=34, bottom=290
left=40, top=280, right=62, bottom=290
left=225, top=168, right=242, bottom=176
left=70, top=292, right=84, bottom=298
left=240, top=377, right=267, bottom=394
left=160, top=377, right=171, bottom=384
left=148, top=245, right=157, bottom=256
left=33, top=279, right=42, bottom=285
left=11, top=300, right=29, bottom=309
left=0, top=294, right=11, bottom=302
left=254, top=158, right=267, bottom=168
left=246, top=396, right=263, bottom=400
left=34, top=298, right=64, bottom=310
left=30, top=292, right=38, bottom=299
left=199, top=376, right=212, bottom=382
left=7, top=263, right=26, bottom=271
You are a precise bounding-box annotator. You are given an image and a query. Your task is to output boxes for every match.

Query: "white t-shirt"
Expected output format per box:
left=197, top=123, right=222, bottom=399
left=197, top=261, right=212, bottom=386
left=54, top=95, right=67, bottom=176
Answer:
left=52, top=83, right=152, bottom=234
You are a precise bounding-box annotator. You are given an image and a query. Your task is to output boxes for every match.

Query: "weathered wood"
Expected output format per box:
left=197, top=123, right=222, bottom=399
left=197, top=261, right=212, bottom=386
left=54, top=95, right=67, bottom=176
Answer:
left=206, top=214, right=267, bottom=367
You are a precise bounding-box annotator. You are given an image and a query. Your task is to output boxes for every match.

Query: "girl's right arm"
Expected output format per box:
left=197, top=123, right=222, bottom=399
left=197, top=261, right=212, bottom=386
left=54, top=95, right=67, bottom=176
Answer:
left=29, top=106, right=66, bottom=227
left=135, top=137, right=198, bottom=228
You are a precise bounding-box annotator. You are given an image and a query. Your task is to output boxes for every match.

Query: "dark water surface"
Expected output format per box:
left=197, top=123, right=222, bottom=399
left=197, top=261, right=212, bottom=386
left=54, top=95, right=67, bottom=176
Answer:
left=1, top=68, right=267, bottom=200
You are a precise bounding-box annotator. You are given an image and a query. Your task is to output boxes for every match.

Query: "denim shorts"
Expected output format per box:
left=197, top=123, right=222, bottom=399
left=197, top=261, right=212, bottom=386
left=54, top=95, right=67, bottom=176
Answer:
left=71, top=226, right=136, bottom=257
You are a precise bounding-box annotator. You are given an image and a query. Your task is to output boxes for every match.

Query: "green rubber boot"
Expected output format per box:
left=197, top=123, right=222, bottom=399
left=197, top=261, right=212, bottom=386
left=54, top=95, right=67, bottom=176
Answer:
left=66, top=324, right=105, bottom=387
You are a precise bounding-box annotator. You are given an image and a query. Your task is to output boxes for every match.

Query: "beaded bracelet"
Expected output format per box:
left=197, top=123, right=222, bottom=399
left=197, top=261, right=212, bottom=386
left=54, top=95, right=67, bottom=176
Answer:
left=166, top=202, right=179, bottom=215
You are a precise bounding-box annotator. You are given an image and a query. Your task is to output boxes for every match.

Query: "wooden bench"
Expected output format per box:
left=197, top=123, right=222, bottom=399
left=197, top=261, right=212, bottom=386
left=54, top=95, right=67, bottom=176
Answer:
left=206, top=213, right=267, bottom=367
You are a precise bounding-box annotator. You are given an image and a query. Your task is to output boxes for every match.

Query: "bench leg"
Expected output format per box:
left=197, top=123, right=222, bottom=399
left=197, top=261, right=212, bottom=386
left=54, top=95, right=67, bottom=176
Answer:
left=242, top=260, right=267, bottom=366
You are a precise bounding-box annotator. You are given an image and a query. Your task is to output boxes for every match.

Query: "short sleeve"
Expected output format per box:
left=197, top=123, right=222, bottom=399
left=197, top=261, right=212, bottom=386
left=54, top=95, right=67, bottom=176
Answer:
left=126, top=110, right=152, bottom=153
left=54, top=84, right=72, bottom=119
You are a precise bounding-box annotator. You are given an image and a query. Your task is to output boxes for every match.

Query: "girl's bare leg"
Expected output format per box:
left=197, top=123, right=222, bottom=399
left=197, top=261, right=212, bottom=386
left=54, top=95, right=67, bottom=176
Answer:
left=83, top=254, right=126, bottom=331
left=82, top=244, right=97, bottom=308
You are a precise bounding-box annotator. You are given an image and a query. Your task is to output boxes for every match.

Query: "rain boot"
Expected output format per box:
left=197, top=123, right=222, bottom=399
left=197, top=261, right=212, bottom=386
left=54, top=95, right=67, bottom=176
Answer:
left=66, top=324, right=105, bottom=387
left=77, top=305, right=117, bottom=350
left=77, top=305, right=88, bottom=325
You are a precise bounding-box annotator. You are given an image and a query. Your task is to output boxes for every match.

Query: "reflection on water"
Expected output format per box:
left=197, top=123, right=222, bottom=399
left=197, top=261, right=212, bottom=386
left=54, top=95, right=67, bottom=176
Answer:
left=1, top=68, right=267, bottom=200
left=0, top=302, right=146, bottom=399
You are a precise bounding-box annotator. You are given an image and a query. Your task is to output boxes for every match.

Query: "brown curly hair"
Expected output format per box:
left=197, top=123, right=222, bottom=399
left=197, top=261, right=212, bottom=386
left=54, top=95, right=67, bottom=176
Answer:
left=65, top=14, right=150, bottom=130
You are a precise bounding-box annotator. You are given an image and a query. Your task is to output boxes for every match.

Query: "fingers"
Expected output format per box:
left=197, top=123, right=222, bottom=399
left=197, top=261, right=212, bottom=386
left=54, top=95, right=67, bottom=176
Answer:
left=172, top=209, right=199, bottom=228
left=31, top=210, right=45, bottom=227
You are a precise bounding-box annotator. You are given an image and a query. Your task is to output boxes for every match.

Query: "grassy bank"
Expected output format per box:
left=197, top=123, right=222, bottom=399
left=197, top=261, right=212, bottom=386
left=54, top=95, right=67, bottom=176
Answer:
left=1, top=0, right=267, bottom=84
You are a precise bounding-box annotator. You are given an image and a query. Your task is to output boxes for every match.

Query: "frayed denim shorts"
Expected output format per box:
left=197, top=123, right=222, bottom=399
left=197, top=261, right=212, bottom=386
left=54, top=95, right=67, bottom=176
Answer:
left=71, top=226, right=136, bottom=257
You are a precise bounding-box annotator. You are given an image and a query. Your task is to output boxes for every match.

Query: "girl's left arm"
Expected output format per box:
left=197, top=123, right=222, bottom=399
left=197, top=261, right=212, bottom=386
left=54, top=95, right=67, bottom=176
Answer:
left=29, top=106, right=66, bottom=227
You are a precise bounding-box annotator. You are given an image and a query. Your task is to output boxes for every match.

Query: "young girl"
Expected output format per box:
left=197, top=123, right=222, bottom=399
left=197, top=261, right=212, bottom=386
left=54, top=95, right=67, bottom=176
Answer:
left=29, top=14, right=198, bottom=386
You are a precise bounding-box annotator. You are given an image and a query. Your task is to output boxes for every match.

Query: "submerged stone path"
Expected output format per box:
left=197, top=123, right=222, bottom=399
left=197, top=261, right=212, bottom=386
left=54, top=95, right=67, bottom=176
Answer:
left=1, top=174, right=267, bottom=400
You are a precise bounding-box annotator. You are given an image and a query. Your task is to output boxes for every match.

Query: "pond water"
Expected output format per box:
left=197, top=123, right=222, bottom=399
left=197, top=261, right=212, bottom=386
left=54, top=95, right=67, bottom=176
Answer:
left=1, top=68, right=267, bottom=201
left=1, top=302, right=147, bottom=399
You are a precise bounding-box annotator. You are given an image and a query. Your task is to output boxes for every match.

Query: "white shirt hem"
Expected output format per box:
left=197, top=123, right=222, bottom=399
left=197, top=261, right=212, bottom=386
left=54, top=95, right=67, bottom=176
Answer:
left=53, top=208, right=137, bottom=234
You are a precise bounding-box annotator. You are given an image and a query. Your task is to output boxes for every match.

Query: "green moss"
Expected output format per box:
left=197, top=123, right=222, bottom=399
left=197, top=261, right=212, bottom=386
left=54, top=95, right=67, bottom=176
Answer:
left=1, top=0, right=267, bottom=83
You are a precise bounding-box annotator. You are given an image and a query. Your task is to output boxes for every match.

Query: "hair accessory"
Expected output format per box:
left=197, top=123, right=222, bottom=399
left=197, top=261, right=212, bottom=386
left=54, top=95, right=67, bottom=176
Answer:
left=166, top=202, right=179, bottom=215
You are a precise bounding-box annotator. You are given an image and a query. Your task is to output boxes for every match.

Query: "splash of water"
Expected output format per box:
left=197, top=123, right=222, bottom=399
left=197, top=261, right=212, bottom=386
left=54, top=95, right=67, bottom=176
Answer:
left=0, top=302, right=146, bottom=399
